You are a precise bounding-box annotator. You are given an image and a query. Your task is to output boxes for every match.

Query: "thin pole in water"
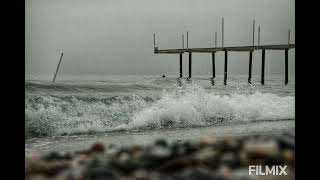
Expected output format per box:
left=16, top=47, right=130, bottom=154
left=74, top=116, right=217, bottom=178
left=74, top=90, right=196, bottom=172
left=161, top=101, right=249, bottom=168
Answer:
left=53, top=52, right=64, bottom=83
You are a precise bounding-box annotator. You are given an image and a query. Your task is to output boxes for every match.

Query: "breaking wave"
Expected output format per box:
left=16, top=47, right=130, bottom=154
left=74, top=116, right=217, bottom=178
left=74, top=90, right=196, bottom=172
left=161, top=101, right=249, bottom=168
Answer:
left=25, top=84, right=294, bottom=139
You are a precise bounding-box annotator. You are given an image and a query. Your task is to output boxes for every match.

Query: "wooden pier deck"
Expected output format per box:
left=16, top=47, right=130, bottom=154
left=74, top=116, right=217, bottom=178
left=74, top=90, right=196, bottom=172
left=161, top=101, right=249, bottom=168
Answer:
left=154, top=44, right=295, bottom=54
left=153, top=18, right=295, bottom=85
left=154, top=43, right=295, bottom=85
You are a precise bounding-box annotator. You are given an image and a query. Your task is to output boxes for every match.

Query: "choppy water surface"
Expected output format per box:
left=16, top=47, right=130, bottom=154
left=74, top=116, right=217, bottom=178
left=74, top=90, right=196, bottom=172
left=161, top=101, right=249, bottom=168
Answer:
left=25, top=74, right=294, bottom=140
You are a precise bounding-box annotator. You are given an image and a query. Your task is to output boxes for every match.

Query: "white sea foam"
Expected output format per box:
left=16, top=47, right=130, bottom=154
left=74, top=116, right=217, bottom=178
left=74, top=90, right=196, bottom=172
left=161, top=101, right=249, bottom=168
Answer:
left=119, top=84, right=294, bottom=129
left=25, top=83, right=294, bottom=138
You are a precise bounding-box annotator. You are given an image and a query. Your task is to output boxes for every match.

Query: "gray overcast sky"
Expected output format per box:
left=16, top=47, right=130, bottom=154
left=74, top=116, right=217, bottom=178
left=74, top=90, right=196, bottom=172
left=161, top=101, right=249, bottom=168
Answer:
left=25, top=0, right=295, bottom=77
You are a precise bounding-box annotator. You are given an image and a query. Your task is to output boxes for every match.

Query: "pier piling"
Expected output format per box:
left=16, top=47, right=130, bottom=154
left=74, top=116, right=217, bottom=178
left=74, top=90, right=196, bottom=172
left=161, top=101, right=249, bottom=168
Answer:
left=212, top=52, right=216, bottom=79
left=224, top=51, right=228, bottom=85
left=248, top=51, right=253, bottom=84
left=285, top=49, right=288, bottom=84
left=180, top=53, right=183, bottom=78
left=261, top=49, right=265, bottom=85
left=189, top=52, right=192, bottom=78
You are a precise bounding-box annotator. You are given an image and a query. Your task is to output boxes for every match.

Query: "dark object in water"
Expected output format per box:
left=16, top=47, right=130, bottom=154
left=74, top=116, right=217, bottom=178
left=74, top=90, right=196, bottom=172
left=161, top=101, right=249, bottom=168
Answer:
left=162, top=75, right=166, bottom=78
left=52, top=52, right=64, bottom=83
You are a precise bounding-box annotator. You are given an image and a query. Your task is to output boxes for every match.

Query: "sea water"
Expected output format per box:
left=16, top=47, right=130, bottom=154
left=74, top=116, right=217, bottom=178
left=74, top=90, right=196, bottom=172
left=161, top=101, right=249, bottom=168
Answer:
left=25, top=74, right=295, bottom=153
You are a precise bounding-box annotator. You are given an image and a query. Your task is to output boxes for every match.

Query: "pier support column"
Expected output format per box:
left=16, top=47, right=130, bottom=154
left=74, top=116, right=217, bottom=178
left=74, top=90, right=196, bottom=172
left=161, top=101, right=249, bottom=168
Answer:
left=179, top=53, right=183, bottom=78
left=212, top=52, right=216, bottom=79
left=285, top=49, right=288, bottom=85
left=224, top=51, right=228, bottom=85
left=261, top=49, right=265, bottom=85
left=248, top=51, right=253, bottom=84
left=189, top=52, right=192, bottom=78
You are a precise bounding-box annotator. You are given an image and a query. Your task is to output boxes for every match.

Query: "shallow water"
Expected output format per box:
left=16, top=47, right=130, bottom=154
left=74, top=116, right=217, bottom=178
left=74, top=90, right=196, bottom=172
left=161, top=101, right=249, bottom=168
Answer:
left=25, top=119, right=294, bottom=154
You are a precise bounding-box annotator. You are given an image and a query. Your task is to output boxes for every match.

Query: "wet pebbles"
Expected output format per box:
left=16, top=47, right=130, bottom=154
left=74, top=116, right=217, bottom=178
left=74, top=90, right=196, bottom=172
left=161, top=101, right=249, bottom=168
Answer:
left=25, top=134, right=295, bottom=180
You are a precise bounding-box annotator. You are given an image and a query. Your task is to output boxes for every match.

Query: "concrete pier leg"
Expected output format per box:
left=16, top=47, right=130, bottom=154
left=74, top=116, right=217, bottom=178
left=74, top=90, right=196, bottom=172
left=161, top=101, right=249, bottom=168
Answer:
left=261, top=49, right=265, bottom=85
left=189, top=52, right=192, bottom=78
left=224, top=51, right=228, bottom=85
left=285, top=49, right=288, bottom=85
left=212, top=52, right=216, bottom=79
left=248, top=51, right=253, bottom=84
left=179, top=53, right=183, bottom=78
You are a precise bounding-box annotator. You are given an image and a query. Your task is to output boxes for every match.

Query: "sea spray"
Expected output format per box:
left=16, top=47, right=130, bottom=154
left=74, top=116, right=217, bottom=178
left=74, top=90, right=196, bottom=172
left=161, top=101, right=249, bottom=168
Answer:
left=25, top=84, right=294, bottom=138
left=123, top=84, right=294, bottom=129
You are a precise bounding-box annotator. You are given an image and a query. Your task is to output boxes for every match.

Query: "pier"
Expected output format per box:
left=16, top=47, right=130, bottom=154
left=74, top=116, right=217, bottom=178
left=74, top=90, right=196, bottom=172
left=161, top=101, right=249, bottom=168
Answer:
left=153, top=19, right=295, bottom=85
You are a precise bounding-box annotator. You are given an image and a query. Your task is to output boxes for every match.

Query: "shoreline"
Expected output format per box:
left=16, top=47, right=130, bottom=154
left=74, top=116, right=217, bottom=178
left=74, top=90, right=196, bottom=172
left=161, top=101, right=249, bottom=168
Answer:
left=26, top=120, right=294, bottom=154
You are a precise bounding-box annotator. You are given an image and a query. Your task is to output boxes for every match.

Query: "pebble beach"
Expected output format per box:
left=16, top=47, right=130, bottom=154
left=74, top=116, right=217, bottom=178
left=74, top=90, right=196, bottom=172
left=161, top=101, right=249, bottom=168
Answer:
left=26, top=133, right=295, bottom=180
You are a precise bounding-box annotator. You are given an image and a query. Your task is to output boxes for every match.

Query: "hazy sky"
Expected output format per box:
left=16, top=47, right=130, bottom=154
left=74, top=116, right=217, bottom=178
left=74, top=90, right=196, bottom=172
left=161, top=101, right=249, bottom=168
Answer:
left=25, top=0, right=295, bottom=77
